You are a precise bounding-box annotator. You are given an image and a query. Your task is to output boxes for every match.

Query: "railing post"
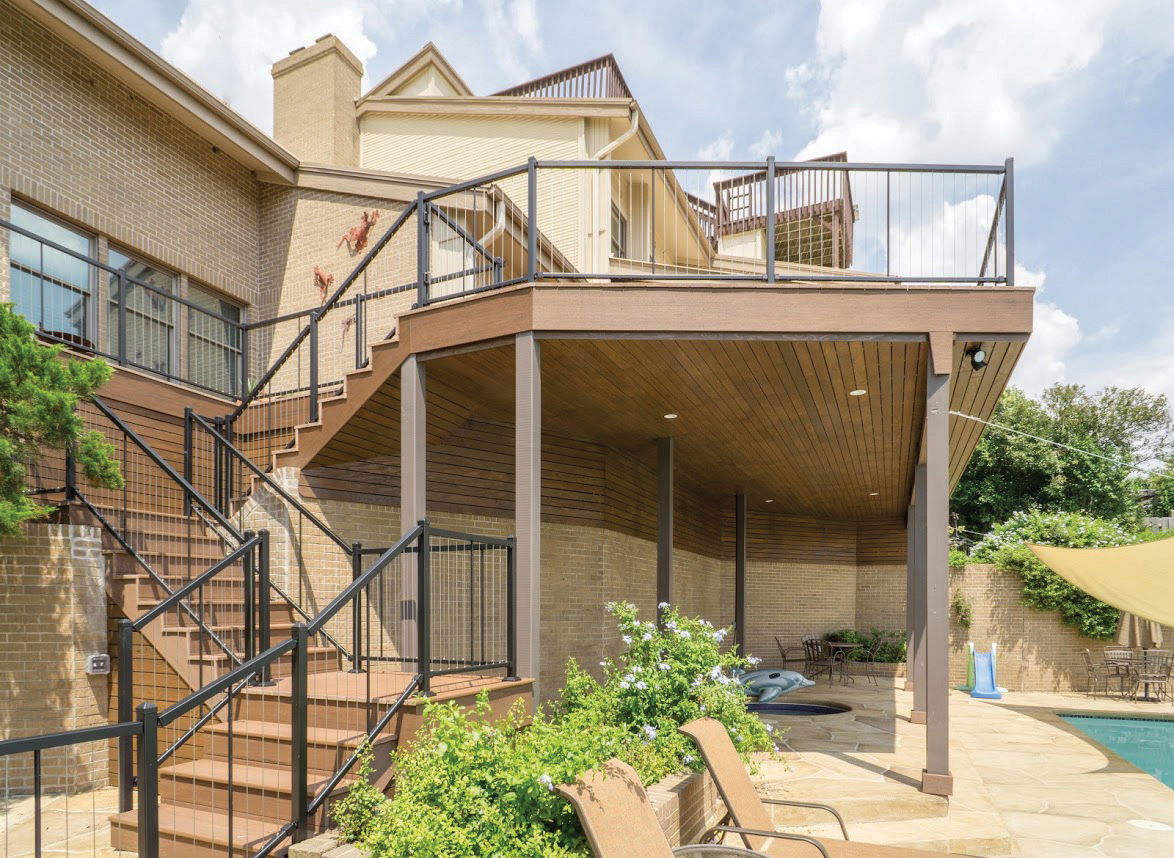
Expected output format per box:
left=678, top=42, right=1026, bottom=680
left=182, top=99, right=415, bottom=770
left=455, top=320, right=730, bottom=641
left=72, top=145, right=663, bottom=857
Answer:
left=117, top=619, right=134, bottom=812
left=886, top=171, right=891, bottom=278
left=526, top=157, right=538, bottom=281
left=211, top=417, right=224, bottom=515
left=354, top=294, right=365, bottom=370
left=1004, top=157, right=1015, bottom=287
left=117, top=271, right=128, bottom=366
left=64, top=449, right=76, bottom=502
left=239, top=326, right=249, bottom=400
left=765, top=156, right=776, bottom=284
left=505, top=536, right=519, bottom=681
left=416, top=520, right=432, bottom=696
left=416, top=191, right=429, bottom=307
left=243, top=530, right=256, bottom=664
left=349, top=541, right=364, bottom=673
left=257, top=529, right=273, bottom=684
left=136, top=702, right=160, bottom=858
left=182, top=408, right=193, bottom=517
left=308, top=311, right=320, bottom=424
left=290, top=623, right=310, bottom=842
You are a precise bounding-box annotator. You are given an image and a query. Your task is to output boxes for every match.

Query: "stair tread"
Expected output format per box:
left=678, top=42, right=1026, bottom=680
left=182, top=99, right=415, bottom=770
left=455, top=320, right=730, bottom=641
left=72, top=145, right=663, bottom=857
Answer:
left=110, top=805, right=279, bottom=847
left=206, top=719, right=395, bottom=746
left=198, top=644, right=335, bottom=663
left=160, top=759, right=354, bottom=793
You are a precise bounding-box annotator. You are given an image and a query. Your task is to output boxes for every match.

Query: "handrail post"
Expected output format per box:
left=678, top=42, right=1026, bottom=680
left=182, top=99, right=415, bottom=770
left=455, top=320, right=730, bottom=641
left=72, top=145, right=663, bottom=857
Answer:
left=117, top=619, right=134, bottom=812
left=526, top=157, right=538, bottom=281
left=1004, top=157, right=1015, bottom=287
left=417, top=521, right=432, bottom=696
left=505, top=536, right=519, bottom=681
left=116, top=271, right=128, bottom=366
left=765, top=156, right=776, bottom=284
left=308, top=311, right=320, bottom=424
left=64, top=450, right=76, bottom=502
left=182, top=408, right=193, bottom=517
left=290, top=623, right=310, bottom=842
left=416, top=191, right=429, bottom=307
left=243, top=530, right=256, bottom=664
left=136, top=702, right=160, bottom=858
left=257, top=530, right=274, bottom=684
left=239, top=326, right=249, bottom=400
left=349, top=541, right=364, bottom=673
left=211, top=416, right=224, bottom=515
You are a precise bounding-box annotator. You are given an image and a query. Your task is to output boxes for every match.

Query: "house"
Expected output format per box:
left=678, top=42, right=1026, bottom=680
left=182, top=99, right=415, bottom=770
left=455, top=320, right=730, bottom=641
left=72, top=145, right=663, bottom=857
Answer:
left=0, top=0, right=1031, bottom=854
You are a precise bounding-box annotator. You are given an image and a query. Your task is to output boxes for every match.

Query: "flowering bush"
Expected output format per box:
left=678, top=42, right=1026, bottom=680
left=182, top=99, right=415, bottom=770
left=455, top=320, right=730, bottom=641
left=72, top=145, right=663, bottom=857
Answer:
left=970, top=510, right=1143, bottom=639
left=358, top=602, right=777, bottom=857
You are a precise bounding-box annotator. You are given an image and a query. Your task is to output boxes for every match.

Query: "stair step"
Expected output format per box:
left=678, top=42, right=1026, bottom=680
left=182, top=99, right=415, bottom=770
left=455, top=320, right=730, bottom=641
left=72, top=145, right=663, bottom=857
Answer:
left=109, top=804, right=289, bottom=858
left=204, top=719, right=396, bottom=774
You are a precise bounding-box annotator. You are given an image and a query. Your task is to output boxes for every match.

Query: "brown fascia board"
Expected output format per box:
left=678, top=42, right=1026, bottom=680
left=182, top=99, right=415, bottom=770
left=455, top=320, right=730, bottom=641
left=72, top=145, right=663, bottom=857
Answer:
left=12, top=0, right=299, bottom=183
left=293, top=163, right=456, bottom=202
left=356, top=95, right=634, bottom=120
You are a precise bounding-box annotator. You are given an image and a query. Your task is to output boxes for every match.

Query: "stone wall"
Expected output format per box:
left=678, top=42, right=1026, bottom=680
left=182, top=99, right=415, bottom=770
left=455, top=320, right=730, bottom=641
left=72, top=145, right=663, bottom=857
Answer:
left=0, top=524, right=108, bottom=795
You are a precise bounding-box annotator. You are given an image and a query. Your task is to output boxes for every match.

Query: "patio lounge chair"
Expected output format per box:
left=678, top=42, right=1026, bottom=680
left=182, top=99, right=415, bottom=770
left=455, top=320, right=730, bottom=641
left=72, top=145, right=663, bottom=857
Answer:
left=556, top=757, right=830, bottom=857
left=679, top=718, right=973, bottom=856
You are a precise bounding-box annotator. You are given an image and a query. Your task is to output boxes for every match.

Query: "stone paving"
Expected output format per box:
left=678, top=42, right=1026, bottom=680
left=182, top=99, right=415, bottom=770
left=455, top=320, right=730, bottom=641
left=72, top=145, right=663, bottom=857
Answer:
left=751, top=680, right=1174, bottom=856
left=0, top=786, right=126, bottom=856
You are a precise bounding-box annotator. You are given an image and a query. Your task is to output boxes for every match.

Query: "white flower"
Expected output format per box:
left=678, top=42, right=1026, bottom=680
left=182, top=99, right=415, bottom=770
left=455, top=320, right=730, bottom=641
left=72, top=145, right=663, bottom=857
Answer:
left=659, top=662, right=671, bottom=671
left=600, top=661, right=607, bottom=667
left=539, top=774, right=554, bottom=791
left=683, top=754, right=695, bottom=764
left=678, top=630, right=691, bottom=640
left=747, top=656, right=761, bottom=666
left=666, top=620, right=678, bottom=631
left=643, top=632, right=653, bottom=641
left=765, top=724, right=774, bottom=733
left=642, top=725, right=657, bottom=741
left=624, top=674, right=635, bottom=683
left=658, top=601, right=670, bottom=610
left=631, top=665, right=642, bottom=674
left=635, top=681, right=647, bottom=690
left=713, top=629, right=727, bottom=642
left=619, top=680, right=630, bottom=690
left=622, top=635, right=632, bottom=645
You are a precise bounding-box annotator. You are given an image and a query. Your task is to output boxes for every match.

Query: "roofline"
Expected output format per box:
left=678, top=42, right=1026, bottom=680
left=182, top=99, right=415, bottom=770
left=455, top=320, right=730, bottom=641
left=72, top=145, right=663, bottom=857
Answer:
left=357, top=95, right=635, bottom=121
left=359, top=41, right=474, bottom=103
left=11, top=0, right=299, bottom=183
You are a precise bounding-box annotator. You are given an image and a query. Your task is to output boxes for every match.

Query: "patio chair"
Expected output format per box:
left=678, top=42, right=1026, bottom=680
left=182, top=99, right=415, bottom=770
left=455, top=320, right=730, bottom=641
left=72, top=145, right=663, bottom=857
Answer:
left=801, top=636, right=837, bottom=684
left=1081, top=649, right=1115, bottom=699
left=775, top=637, right=806, bottom=669
left=1104, top=648, right=1138, bottom=697
left=555, top=757, right=830, bottom=857
left=1134, top=651, right=1173, bottom=703
left=859, top=638, right=885, bottom=686
left=679, top=718, right=973, bottom=857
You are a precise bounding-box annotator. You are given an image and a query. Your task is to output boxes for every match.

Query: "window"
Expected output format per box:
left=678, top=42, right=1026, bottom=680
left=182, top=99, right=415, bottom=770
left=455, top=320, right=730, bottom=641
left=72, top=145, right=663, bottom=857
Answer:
left=186, top=283, right=243, bottom=395
left=107, top=248, right=176, bottom=376
left=610, top=202, right=628, bottom=259
left=8, top=203, right=94, bottom=345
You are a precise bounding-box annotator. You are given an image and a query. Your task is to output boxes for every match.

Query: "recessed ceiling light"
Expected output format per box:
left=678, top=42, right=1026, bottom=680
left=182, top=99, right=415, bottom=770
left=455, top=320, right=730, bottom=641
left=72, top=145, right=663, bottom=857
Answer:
left=849, top=389, right=867, bottom=396
left=663, top=413, right=678, bottom=419
left=869, top=492, right=879, bottom=497
left=764, top=499, right=774, bottom=503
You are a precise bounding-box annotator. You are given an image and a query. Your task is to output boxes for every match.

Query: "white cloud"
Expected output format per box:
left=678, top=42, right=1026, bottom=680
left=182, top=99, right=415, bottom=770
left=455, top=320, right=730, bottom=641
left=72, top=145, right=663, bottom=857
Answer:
left=789, top=0, right=1174, bottom=164
left=482, top=0, right=544, bottom=82
left=1011, top=267, right=1083, bottom=397
left=748, top=129, right=783, bottom=159
left=697, top=131, right=735, bottom=161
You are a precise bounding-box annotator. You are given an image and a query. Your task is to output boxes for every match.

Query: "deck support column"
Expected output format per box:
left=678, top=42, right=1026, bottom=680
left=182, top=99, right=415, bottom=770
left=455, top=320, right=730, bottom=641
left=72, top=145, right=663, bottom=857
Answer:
left=911, top=464, right=927, bottom=720
left=734, top=494, right=746, bottom=654
left=657, top=437, right=673, bottom=623
left=904, top=500, right=915, bottom=692
left=922, top=355, right=953, bottom=796
left=516, top=333, right=542, bottom=702
left=401, top=354, right=426, bottom=666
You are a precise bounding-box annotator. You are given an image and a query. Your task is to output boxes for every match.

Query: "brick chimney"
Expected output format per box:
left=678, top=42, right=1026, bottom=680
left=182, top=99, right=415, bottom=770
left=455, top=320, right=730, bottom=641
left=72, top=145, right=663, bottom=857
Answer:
left=272, top=35, right=362, bottom=166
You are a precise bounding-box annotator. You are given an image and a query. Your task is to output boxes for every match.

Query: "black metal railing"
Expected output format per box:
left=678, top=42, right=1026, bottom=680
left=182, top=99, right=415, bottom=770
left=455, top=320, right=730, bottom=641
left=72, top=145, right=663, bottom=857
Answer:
left=1, top=218, right=247, bottom=398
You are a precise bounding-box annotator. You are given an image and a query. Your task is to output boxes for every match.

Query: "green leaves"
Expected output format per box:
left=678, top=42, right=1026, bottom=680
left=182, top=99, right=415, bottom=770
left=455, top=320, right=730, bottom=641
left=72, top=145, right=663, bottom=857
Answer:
left=0, top=304, right=121, bottom=538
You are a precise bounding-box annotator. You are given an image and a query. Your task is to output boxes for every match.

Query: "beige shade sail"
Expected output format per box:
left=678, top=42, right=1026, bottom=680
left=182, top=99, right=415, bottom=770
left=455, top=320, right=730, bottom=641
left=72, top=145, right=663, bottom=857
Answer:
left=1028, top=540, right=1174, bottom=628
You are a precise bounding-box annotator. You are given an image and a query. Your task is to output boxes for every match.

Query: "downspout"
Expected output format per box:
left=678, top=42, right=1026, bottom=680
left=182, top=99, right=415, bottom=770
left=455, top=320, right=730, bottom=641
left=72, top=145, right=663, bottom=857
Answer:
left=591, top=105, right=641, bottom=271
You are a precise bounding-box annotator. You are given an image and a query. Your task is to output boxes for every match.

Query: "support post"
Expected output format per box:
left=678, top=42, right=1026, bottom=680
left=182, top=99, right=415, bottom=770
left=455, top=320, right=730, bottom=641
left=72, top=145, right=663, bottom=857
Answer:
left=515, top=332, right=541, bottom=698
left=505, top=536, right=519, bottom=681
left=116, top=272, right=128, bottom=366
left=904, top=504, right=915, bottom=692
left=289, top=623, right=310, bottom=841
left=922, top=363, right=953, bottom=796
left=912, top=464, right=927, bottom=722
left=526, top=157, right=538, bottom=281
left=64, top=451, right=76, bottom=502
left=117, top=619, right=134, bottom=813
left=765, top=157, right=776, bottom=283
left=734, top=494, right=747, bottom=653
left=417, top=521, right=432, bottom=696
left=657, top=437, right=673, bottom=624
left=240, top=327, right=249, bottom=400
left=242, top=530, right=255, bottom=664
left=182, top=408, right=193, bottom=516
left=1005, top=158, right=1015, bottom=287
left=401, top=355, right=426, bottom=661
left=257, top=530, right=273, bottom=684
left=416, top=192, right=429, bottom=306
left=136, top=703, right=159, bottom=858
left=350, top=541, right=364, bottom=673
left=308, top=312, right=320, bottom=424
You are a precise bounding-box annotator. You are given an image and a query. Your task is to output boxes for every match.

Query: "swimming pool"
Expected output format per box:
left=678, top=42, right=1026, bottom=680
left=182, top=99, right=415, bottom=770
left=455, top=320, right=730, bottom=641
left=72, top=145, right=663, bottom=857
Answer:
left=1061, top=714, right=1174, bottom=788
left=747, top=701, right=851, bottom=716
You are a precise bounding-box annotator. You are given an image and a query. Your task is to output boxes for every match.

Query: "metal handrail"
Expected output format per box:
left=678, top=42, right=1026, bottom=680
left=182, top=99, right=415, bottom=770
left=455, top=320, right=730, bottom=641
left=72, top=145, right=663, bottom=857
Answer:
left=0, top=719, right=141, bottom=757
left=158, top=638, right=297, bottom=727
left=188, top=411, right=352, bottom=555
left=130, top=534, right=260, bottom=631
left=156, top=675, right=251, bottom=766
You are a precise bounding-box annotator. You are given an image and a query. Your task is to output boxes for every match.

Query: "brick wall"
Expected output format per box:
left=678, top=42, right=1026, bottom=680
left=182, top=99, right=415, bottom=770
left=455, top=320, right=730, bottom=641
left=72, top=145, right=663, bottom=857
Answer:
left=0, top=524, right=108, bottom=795
left=0, top=2, right=261, bottom=306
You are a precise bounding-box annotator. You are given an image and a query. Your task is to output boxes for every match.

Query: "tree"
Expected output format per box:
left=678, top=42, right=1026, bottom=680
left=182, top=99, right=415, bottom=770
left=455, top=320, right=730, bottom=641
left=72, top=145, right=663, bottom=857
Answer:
left=0, top=304, right=123, bottom=537
left=951, top=384, right=1172, bottom=534
left=1148, top=456, right=1174, bottom=517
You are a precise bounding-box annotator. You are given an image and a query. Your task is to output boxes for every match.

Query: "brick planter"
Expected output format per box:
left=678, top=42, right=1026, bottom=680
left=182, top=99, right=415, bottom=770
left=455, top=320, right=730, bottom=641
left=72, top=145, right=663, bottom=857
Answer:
left=290, top=767, right=725, bottom=856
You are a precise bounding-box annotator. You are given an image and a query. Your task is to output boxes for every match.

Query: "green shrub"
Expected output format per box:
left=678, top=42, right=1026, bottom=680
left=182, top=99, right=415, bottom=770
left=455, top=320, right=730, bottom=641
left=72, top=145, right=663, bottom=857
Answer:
left=825, top=628, right=906, bottom=663
left=948, top=547, right=970, bottom=569
left=951, top=591, right=973, bottom=627
left=331, top=742, right=383, bottom=843
left=970, top=510, right=1143, bottom=639
left=361, top=603, right=777, bottom=857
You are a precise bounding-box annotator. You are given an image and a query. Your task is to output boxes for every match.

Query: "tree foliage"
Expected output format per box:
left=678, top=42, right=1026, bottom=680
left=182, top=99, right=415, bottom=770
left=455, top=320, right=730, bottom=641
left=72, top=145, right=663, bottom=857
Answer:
left=952, top=384, right=1172, bottom=534
left=0, top=304, right=123, bottom=537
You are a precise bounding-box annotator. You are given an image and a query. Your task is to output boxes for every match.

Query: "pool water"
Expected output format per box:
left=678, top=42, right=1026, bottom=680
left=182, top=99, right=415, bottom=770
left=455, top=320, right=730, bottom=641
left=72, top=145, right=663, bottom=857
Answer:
left=1061, top=714, right=1174, bottom=788
left=747, top=702, right=849, bottom=716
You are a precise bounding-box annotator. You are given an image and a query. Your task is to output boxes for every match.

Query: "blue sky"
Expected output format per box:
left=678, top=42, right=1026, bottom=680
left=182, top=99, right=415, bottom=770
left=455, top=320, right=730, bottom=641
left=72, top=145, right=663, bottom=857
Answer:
left=91, top=0, right=1174, bottom=403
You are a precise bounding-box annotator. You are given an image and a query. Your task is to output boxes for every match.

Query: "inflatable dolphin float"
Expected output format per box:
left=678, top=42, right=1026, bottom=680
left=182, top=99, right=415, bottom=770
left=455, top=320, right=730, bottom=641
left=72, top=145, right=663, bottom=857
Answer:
left=733, top=668, right=815, bottom=702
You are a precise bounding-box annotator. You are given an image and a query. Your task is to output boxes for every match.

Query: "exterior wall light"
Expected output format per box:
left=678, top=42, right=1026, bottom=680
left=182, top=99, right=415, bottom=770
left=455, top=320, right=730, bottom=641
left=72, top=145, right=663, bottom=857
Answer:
left=968, top=346, right=989, bottom=371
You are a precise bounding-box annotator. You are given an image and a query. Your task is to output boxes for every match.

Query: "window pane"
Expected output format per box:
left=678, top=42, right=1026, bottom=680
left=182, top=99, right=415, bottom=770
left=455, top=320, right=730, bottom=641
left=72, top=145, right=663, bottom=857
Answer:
left=187, top=283, right=242, bottom=395
left=8, top=204, right=92, bottom=342
left=108, top=249, right=175, bottom=376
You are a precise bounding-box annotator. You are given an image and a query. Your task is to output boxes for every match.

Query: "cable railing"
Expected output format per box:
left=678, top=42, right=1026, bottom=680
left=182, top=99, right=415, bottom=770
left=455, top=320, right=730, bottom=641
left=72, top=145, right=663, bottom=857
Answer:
left=1, top=217, right=247, bottom=398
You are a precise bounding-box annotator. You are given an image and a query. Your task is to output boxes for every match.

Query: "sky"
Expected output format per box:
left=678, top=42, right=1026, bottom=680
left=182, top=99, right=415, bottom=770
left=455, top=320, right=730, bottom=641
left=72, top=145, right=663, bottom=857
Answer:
left=91, top=0, right=1174, bottom=405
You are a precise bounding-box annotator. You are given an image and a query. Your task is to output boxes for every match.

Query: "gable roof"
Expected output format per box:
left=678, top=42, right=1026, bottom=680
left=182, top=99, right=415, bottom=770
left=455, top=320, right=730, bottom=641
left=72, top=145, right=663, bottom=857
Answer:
left=361, top=42, right=473, bottom=101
